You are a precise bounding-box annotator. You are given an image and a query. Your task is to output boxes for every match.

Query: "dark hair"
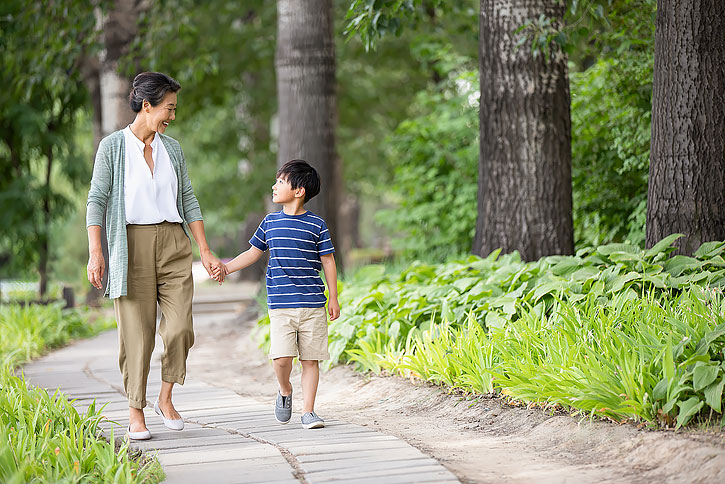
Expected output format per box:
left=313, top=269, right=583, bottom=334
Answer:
left=128, top=72, right=181, bottom=113
left=277, top=159, right=321, bottom=203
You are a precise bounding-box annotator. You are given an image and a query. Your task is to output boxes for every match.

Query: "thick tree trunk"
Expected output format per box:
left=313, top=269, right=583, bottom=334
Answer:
left=98, top=0, right=139, bottom=135
left=646, top=0, right=725, bottom=254
left=473, top=0, right=573, bottom=261
left=275, top=0, right=339, bottom=244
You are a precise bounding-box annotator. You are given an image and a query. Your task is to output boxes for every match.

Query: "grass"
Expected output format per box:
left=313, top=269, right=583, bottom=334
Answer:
left=0, top=303, right=164, bottom=483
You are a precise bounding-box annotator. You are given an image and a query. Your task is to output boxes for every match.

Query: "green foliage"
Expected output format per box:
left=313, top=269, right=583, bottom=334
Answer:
left=570, top=52, right=653, bottom=247
left=259, top=237, right=725, bottom=427
left=0, top=0, right=100, bottom=281
left=0, top=305, right=160, bottom=483
left=0, top=304, right=115, bottom=368
left=0, top=366, right=163, bottom=483
left=376, top=65, right=478, bottom=261
left=344, top=1, right=476, bottom=51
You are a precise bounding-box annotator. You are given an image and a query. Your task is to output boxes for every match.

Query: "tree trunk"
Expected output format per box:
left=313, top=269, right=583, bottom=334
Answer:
left=646, top=0, right=725, bottom=254
left=39, top=144, right=53, bottom=299
left=98, top=0, right=139, bottom=135
left=275, top=0, right=339, bottom=244
left=473, top=0, right=573, bottom=261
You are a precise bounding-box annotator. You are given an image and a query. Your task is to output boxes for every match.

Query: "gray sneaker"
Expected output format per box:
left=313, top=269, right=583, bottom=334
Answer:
left=275, top=390, right=292, bottom=424
left=301, top=411, right=325, bottom=429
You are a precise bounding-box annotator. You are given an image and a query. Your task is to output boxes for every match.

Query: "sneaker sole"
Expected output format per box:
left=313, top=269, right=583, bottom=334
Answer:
left=302, top=421, right=325, bottom=429
left=275, top=414, right=291, bottom=424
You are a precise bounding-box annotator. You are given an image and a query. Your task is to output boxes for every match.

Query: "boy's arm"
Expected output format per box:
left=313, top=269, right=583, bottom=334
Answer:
left=224, top=246, right=265, bottom=274
left=320, top=254, right=340, bottom=320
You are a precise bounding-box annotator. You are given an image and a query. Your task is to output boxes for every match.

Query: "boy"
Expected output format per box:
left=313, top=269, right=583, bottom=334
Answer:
left=216, top=159, right=340, bottom=429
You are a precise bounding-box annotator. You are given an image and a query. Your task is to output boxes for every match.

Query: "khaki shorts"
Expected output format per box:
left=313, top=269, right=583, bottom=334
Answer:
left=268, top=307, right=330, bottom=361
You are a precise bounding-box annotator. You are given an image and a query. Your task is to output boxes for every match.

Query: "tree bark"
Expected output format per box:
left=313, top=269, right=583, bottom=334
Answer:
left=473, top=0, right=573, bottom=261
left=646, top=0, right=725, bottom=254
left=98, top=0, right=140, bottom=135
left=275, top=0, right=339, bottom=245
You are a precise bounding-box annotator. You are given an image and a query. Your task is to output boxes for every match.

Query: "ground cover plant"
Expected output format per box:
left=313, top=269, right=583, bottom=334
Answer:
left=258, top=235, right=725, bottom=428
left=0, top=304, right=163, bottom=483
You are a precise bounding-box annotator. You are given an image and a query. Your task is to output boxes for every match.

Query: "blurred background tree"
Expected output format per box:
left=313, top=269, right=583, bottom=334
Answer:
left=0, top=0, right=102, bottom=298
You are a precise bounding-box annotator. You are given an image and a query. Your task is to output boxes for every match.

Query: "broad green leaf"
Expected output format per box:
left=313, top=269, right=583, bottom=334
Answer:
left=693, top=364, right=720, bottom=391
left=596, top=243, right=640, bottom=256
left=532, top=280, right=568, bottom=302
left=645, top=234, right=683, bottom=259
left=608, top=271, right=641, bottom=293
left=550, top=257, right=584, bottom=276
left=695, top=241, right=725, bottom=259
left=652, top=377, right=668, bottom=401
left=704, top=378, right=725, bottom=413
left=664, top=255, right=701, bottom=277
left=676, top=397, right=704, bottom=429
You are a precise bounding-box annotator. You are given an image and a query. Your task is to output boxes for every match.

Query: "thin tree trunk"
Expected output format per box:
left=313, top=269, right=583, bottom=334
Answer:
left=39, top=143, right=53, bottom=299
left=473, top=0, right=573, bottom=261
left=646, top=0, right=725, bottom=254
left=275, top=0, right=339, bottom=242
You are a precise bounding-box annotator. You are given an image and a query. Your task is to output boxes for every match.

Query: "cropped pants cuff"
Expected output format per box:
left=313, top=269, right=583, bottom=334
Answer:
left=162, top=373, right=186, bottom=385
left=128, top=396, right=147, bottom=409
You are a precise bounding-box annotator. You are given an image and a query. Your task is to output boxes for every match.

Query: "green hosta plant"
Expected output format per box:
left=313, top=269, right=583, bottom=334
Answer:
left=278, top=236, right=725, bottom=428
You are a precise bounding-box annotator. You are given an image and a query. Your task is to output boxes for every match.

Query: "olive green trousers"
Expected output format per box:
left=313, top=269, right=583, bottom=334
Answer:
left=113, top=222, right=194, bottom=409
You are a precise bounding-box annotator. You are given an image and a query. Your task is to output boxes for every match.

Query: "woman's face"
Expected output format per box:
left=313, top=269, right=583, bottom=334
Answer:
left=144, top=91, right=177, bottom=134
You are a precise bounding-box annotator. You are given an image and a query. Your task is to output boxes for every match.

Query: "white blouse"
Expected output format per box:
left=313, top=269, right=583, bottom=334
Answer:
left=123, top=126, right=183, bottom=225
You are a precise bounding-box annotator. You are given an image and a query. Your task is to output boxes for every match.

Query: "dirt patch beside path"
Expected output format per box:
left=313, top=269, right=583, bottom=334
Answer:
left=187, top=306, right=725, bottom=484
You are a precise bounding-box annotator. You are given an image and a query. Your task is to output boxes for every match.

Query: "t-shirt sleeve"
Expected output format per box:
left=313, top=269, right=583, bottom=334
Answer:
left=249, top=217, right=268, bottom=251
left=317, top=220, right=335, bottom=255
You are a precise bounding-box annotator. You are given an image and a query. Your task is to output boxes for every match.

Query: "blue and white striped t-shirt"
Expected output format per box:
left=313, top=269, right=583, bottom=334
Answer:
left=250, top=210, right=335, bottom=309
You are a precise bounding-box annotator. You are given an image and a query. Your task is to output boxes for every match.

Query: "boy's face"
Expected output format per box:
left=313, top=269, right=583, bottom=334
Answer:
left=272, top=176, right=305, bottom=204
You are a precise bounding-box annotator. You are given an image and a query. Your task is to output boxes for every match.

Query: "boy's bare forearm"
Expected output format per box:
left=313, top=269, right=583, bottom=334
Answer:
left=226, top=247, right=264, bottom=274
left=320, top=254, right=338, bottom=298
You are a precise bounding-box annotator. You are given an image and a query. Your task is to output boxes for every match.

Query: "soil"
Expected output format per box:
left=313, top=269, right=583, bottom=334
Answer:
left=187, top=303, right=725, bottom=484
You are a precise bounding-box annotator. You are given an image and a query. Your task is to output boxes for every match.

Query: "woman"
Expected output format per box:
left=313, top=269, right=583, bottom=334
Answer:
left=86, top=72, right=224, bottom=440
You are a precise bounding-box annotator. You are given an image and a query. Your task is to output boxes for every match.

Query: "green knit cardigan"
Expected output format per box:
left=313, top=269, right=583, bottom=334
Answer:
left=86, top=130, right=203, bottom=299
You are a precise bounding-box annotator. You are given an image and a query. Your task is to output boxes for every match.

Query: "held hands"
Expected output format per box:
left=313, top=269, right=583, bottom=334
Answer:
left=200, top=248, right=226, bottom=285
left=211, top=263, right=229, bottom=284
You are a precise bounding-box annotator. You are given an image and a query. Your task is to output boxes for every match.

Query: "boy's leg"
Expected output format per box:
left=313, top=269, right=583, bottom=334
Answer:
left=273, top=357, right=294, bottom=396
left=268, top=308, right=300, bottom=424
left=297, top=307, right=330, bottom=417
left=300, top=359, right=319, bottom=413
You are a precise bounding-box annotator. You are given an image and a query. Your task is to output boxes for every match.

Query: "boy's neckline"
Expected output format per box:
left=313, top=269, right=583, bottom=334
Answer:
left=280, top=208, right=309, bottom=217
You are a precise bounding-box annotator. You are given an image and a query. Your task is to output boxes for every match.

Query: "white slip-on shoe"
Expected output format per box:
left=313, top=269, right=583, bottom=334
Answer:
left=154, top=399, right=184, bottom=431
left=126, top=425, right=151, bottom=441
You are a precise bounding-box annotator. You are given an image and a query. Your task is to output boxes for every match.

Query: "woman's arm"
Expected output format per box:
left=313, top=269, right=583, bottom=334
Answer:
left=187, top=220, right=225, bottom=282
left=86, top=140, right=111, bottom=290
left=320, top=254, right=340, bottom=320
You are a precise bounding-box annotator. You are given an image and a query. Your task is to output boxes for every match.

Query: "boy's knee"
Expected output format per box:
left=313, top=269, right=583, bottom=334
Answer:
left=273, top=356, right=294, bottom=367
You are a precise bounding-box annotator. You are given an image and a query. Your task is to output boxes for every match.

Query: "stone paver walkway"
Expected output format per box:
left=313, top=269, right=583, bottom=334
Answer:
left=20, top=287, right=459, bottom=484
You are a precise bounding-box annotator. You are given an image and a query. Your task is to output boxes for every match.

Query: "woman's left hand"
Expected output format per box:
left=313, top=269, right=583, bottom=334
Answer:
left=200, top=249, right=225, bottom=283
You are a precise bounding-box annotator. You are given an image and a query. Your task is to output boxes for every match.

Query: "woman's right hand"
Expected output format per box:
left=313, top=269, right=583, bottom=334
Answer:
left=87, top=250, right=105, bottom=290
